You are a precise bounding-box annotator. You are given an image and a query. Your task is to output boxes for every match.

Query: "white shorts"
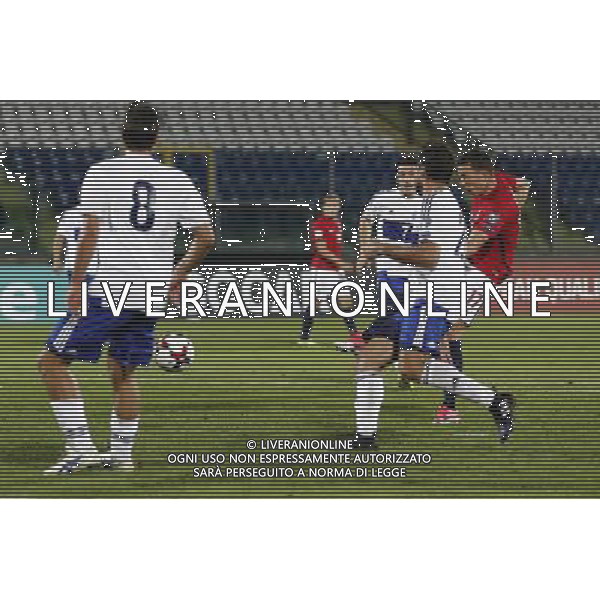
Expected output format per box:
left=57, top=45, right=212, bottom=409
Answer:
left=301, top=268, right=346, bottom=308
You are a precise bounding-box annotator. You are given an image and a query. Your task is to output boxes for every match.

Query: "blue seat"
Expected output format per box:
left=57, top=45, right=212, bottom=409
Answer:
left=556, top=155, right=600, bottom=238
left=215, top=150, right=328, bottom=205
left=333, top=152, right=398, bottom=227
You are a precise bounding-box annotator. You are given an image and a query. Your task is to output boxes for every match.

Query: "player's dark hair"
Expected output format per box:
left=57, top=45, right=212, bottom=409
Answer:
left=458, top=148, right=495, bottom=171
left=396, top=155, right=420, bottom=168
left=122, top=101, right=159, bottom=151
left=420, top=144, right=455, bottom=185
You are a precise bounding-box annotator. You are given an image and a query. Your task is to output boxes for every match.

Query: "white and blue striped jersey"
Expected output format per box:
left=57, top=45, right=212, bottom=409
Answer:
left=362, top=189, right=426, bottom=280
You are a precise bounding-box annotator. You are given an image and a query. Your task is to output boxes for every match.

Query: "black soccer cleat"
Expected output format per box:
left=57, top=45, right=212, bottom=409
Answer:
left=350, top=433, right=377, bottom=450
left=489, top=392, right=515, bottom=443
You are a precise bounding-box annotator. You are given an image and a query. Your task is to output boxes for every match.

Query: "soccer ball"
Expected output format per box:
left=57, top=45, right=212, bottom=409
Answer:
left=154, top=333, right=195, bottom=372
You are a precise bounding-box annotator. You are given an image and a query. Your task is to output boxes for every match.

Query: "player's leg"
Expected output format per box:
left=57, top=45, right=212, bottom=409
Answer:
left=433, top=271, right=487, bottom=423
left=299, top=307, right=316, bottom=343
left=334, top=280, right=358, bottom=332
left=337, top=300, right=359, bottom=337
left=107, top=357, right=141, bottom=470
left=39, top=349, right=82, bottom=402
left=341, top=314, right=358, bottom=334
left=105, top=312, right=158, bottom=469
left=352, top=338, right=392, bottom=448
left=300, top=269, right=350, bottom=344
left=299, top=269, right=317, bottom=344
left=109, top=357, right=141, bottom=419
left=351, top=314, right=401, bottom=448
left=399, top=303, right=514, bottom=442
left=38, top=350, right=99, bottom=467
left=40, top=305, right=113, bottom=473
left=433, top=322, right=466, bottom=424
left=328, top=270, right=362, bottom=348
left=334, top=305, right=363, bottom=354
left=339, top=271, right=409, bottom=355
left=401, top=349, right=493, bottom=406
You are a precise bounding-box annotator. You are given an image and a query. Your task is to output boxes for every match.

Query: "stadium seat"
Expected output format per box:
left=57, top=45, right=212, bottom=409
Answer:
left=334, top=152, right=398, bottom=227
left=215, top=150, right=328, bottom=205
left=556, top=154, right=600, bottom=239
left=2, top=148, right=116, bottom=211
left=174, top=153, right=208, bottom=198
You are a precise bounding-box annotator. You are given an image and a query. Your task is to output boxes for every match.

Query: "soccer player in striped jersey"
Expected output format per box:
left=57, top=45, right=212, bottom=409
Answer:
left=336, top=156, right=423, bottom=354
left=38, top=102, right=215, bottom=474
left=352, top=145, right=515, bottom=448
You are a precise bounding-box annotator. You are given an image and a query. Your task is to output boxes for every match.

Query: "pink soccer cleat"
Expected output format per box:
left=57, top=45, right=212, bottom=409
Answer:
left=335, top=330, right=364, bottom=354
left=432, top=404, right=462, bottom=425
left=349, top=330, right=364, bottom=348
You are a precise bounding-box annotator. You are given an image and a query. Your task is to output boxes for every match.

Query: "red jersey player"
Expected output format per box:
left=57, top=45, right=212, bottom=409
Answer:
left=432, top=148, right=531, bottom=424
left=299, top=193, right=358, bottom=345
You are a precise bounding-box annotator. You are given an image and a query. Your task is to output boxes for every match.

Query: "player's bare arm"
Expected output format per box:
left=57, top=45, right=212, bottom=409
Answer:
left=314, top=233, right=352, bottom=274
left=68, top=213, right=99, bottom=314
left=355, top=214, right=375, bottom=270
left=168, top=222, right=215, bottom=306
left=52, top=233, right=66, bottom=271
left=359, top=215, right=373, bottom=243
left=463, top=230, right=490, bottom=257
left=513, top=177, right=531, bottom=208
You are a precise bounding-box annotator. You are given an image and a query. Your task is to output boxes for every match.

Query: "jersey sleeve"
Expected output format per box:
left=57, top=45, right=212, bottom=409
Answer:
left=78, top=166, right=106, bottom=219
left=176, top=173, right=212, bottom=229
left=312, top=219, right=329, bottom=240
left=58, top=210, right=82, bottom=236
left=471, top=174, right=520, bottom=237
left=471, top=202, right=505, bottom=237
left=362, top=191, right=389, bottom=220
left=472, top=186, right=520, bottom=238
left=57, top=213, right=69, bottom=236
left=496, top=172, right=518, bottom=192
left=361, top=202, right=377, bottom=221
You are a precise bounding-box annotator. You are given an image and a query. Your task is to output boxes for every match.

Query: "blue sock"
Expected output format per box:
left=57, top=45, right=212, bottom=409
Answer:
left=443, top=340, right=463, bottom=409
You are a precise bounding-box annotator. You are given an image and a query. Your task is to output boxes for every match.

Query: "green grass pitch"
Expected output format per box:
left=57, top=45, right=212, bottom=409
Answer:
left=0, top=315, right=598, bottom=498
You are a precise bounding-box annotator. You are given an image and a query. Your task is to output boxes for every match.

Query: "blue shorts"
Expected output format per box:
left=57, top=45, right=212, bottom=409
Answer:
left=362, top=271, right=408, bottom=362
left=377, top=271, right=407, bottom=314
left=364, top=297, right=452, bottom=360
left=47, top=297, right=159, bottom=367
left=399, top=298, right=452, bottom=357
left=363, top=312, right=405, bottom=363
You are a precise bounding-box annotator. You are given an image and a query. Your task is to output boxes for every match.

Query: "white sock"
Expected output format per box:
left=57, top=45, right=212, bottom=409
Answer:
left=422, top=361, right=495, bottom=406
left=50, top=400, right=97, bottom=455
left=110, top=411, right=140, bottom=463
left=355, top=373, right=384, bottom=436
